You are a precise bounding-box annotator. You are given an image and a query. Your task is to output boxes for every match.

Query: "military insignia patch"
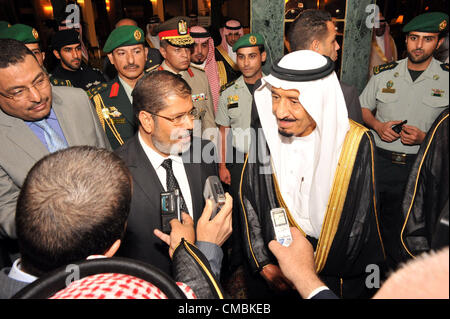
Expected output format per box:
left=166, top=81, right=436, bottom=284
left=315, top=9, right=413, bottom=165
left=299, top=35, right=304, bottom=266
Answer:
left=439, top=20, right=447, bottom=31
left=108, top=107, right=122, bottom=118
left=192, top=93, right=208, bottom=102
left=373, top=62, right=398, bottom=75
left=431, top=89, right=444, bottom=97
left=32, top=28, right=39, bottom=40
left=134, top=30, right=142, bottom=41
left=178, top=19, right=188, bottom=35
left=433, top=74, right=440, bottom=80
left=382, top=80, right=396, bottom=93
left=249, top=36, right=257, bottom=45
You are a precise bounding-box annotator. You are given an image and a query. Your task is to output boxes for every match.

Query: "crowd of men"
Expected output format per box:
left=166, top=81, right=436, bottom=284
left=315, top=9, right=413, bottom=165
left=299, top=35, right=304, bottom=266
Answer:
left=0, top=8, right=448, bottom=299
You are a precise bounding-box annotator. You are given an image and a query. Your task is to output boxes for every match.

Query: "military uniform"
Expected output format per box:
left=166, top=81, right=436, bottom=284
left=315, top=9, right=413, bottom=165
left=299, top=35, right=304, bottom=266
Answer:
left=49, top=76, right=73, bottom=87
left=87, top=78, right=136, bottom=150
left=88, top=25, right=148, bottom=150
left=156, top=17, right=216, bottom=141
left=216, top=76, right=255, bottom=155
left=359, top=11, right=449, bottom=269
left=158, top=61, right=216, bottom=139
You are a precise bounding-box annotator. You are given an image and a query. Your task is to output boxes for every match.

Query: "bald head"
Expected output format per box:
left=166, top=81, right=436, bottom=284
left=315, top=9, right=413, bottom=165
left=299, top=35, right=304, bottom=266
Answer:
left=115, top=18, right=138, bottom=29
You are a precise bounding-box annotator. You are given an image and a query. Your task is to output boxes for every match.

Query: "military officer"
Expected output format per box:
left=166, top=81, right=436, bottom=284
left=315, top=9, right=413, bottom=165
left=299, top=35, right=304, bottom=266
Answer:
left=50, top=29, right=105, bottom=90
left=0, top=23, right=72, bottom=87
left=88, top=25, right=148, bottom=149
left=359, top=11, right=449, bottom=269
left=156, top=17, right=217, bottom=141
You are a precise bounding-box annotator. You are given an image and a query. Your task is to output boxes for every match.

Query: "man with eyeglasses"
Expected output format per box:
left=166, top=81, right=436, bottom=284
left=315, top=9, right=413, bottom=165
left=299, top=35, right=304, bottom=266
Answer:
left=89, top=25, right=149, bottom=150
left=156, top=17, right=217, bottom=142
left=114, top=70, right=232, bottom=276
left=0, top=39, right=110, bottom=242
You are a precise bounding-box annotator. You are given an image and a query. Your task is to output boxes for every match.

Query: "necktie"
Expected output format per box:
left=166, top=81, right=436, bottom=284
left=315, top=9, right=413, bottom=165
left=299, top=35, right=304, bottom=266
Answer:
left=161, top=159, right=189, bottom=215
left=34, top=119, right=68, bottom=153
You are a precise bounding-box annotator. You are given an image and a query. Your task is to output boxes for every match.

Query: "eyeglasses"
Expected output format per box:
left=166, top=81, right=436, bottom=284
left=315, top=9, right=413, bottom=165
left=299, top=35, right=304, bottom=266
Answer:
left=0, top=74, right=50, bottom=101
left=149, top=107, right=200, bottom=126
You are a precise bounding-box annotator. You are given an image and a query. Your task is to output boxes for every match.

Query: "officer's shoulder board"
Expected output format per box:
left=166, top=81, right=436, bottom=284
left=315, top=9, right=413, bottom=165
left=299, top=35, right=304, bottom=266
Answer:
left=86, top=82, right=108, bottom=99
left=50, top=77, right=72, bottom=87
left=440, top=63, right=449, bottom=72
left=145, top=64, right=160, bottom=74
left=190, top=64, right=205, bottom=72
left=373, top=61, right=398, bottom=76
left=220, top=80, right=236, bottom=93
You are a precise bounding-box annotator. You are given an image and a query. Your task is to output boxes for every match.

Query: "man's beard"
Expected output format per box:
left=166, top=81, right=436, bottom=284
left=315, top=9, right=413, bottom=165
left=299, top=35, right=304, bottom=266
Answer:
left=152, top=129, right=193, bottom=155
left=407, top=47, right=435, bottom=64
left=278, top=129, right=293, bottom=138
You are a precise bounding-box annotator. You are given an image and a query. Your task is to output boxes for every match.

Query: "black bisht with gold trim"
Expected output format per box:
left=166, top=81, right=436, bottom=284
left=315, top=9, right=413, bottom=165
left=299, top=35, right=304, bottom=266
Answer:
left=238, top=58, right=386, bottom=299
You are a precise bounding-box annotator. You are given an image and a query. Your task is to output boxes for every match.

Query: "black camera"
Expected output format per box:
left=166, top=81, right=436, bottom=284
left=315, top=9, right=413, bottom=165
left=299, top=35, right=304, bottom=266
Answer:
left=392, top=120, right=407, bottom=134
left=160, top=189, right=181, bottom=234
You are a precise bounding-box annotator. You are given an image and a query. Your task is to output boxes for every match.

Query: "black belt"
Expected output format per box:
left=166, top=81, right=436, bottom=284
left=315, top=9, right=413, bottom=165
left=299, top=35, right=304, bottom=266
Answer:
left=376, top=147, right=416, bottom=165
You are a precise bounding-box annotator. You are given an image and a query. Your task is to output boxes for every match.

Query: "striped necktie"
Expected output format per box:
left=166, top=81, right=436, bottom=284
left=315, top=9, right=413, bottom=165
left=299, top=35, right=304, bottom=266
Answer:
left=34, top=119, right=68, bottom=153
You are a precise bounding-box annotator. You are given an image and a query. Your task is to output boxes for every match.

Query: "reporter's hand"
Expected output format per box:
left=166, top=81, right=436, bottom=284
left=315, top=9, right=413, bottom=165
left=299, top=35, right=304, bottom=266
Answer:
left=196, top=192, right=233, bottom=247
left=374, top=120, right=402, bottom=142
left=219, top=165, right=231, bottom=185
left=400, top=124, right=426, bottom=145
left=268, top=227, right=325, bottom=298
left=259, top=264, right=293, bottom=292
left=154, top=212, right=195, bottom=258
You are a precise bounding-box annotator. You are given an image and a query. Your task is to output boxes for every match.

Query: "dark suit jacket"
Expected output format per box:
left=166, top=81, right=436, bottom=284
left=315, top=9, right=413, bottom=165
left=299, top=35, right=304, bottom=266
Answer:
left=311, top=288, right=340, bottom=299
left=0, top=268, right=29, bottom=299
left=115, top=134, right=218, bottom=275
left=340, top=81, right=364, bottom=125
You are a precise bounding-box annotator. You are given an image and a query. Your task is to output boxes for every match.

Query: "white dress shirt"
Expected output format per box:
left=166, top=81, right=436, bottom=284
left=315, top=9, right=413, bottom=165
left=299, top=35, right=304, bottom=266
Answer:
left=8, top=259, right=37, bottom=284
left=138, top=132, right=194, bottom=217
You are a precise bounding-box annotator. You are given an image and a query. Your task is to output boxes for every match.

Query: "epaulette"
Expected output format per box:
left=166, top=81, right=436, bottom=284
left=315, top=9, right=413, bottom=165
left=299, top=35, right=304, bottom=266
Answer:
left=220, top=80, right=235, bottom=93
left=145, top=64, right=160, bottom=73
left=440, top=63, right=449, bottom=72
left=50, top=77, right=72, bottom=87
left=86, top=83, right=108, bottom=99
left=190, top=64, right=205, bottom=72
left=373, top=62, right=398, bottom=75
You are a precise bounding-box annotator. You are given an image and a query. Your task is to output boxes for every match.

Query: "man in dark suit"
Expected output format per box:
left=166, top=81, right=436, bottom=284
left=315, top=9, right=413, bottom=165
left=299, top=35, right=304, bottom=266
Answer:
left=115, top=70, right=230, bottom=276
left=287, top=9, right=363, bottom=124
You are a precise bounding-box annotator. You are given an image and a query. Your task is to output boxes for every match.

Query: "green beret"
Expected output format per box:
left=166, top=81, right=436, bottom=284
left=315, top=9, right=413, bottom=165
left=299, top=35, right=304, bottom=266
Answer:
left=103, top=25, right=145, bottom=53
left=156, top=16, right=194, bottom=47
left=403, top=12, right=448, bottom=33
left=232, top=33, right=265, bottom=52
left=0, top=21, right=11, bottom=31
left=0, top=23, right=40, bottom=43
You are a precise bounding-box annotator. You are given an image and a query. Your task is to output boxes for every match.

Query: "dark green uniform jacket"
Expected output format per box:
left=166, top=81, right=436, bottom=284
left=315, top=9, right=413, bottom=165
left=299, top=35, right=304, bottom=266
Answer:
left=88, top=77, right=136, bottom=150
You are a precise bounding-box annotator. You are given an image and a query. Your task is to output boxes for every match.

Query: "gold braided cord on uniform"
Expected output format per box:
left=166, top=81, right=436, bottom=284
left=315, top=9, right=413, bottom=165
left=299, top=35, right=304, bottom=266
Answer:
left=217, top=61, right=228, bottom=88
left=314, top=121, right=366, bottom=273
left=400, top=113, right=449, bottom=259
left=92, top=94, right=125, bottom=146
left=216, top=45, right=239, bottom=72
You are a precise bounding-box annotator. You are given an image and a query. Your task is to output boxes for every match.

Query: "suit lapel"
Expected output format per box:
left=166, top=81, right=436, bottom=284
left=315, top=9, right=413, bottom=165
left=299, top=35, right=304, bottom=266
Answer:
left=3, top=116, right=48, bottom=161
left=52, top=90, right=78, bottom=146
left=127, top=136, right=165, bottom=203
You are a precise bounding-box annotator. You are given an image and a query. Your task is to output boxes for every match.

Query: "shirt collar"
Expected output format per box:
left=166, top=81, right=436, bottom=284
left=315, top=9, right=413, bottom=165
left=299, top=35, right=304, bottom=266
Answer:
left=8, top=258, right=38, bottom=284
left=138, top=132, right=183, bottom=170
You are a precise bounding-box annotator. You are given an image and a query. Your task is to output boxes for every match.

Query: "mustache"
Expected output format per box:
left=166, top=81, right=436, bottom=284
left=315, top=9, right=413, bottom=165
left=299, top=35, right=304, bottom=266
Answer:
left=278, top=117, right=296, bottom=122
left=124, top=64, right=140, bottom=70
left=171, top=129, right=193, bottom=140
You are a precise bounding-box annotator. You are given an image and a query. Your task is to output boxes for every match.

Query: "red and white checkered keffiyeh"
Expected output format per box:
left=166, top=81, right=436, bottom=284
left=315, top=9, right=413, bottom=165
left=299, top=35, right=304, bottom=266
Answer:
left=190, top=26, right=221, bottom=112
left=49, top=273, right=197, bottom=299
left=219, top=20, right=244, bottom=52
